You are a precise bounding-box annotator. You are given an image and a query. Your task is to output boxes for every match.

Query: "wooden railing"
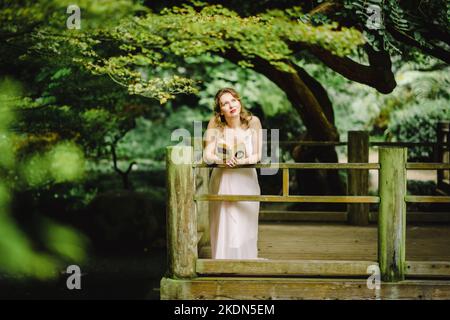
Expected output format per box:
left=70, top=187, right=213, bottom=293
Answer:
left=191, top=130, right=450, bottom=226
left=166, top=143, right=450, bottom=283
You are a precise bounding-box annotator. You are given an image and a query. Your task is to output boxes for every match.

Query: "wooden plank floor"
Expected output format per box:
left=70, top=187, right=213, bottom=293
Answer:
left=199, top=222, right=450, bottom=261
left=258, top=222, right=450, bottom=261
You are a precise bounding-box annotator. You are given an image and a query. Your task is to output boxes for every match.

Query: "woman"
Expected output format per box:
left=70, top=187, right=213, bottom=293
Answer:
left=203, top=87, right=263, bottom=259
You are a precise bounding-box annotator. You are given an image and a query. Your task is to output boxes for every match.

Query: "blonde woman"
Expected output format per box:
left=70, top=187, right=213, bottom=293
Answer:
left=203, top=87, right=263, bottom=259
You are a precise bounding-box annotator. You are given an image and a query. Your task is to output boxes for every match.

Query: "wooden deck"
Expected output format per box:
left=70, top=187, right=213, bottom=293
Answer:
left=199, top=222, right=450, bottom=261
left=163, top=145, right=450, bottom=299
left=161, top=222, right=450, bottom=300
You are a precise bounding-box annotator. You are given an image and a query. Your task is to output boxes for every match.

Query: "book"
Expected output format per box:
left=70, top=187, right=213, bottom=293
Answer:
left=216, top=141, right=246, bottom=162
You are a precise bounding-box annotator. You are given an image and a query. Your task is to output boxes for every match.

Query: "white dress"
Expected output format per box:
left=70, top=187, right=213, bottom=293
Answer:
left=209, top=130, right=261, bottom=259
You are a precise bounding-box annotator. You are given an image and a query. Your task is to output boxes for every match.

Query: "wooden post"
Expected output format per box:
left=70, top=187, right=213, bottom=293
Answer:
left=196, top=167, right=210, bottom=248
left=437, top=121, right=450, bottom=192
left=378, top=147, right=407, bottom=282
left=347, top=131, right=369, bottom=225
left=283, top=168, right=289, bottom=196
left=166, top=146, right=197, bottom=278
left=192, top=136, right=210, bottom=249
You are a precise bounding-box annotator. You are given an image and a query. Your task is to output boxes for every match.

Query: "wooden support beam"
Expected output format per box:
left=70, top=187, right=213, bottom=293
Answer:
left=405, top=196, right=450, bottom=203
left=348, top=131, right=370, bottom=225
left=258, top=210, right=450, bottom=222
left=406, top=163, right=450, bottom=170
left=407, top=261, right=450, bottom=278
left=195, top=259, right=450, bottom=278
left=282, top=168, right=289, bottom=196
left=194, top=163, right=380, bottom=169
left=259, top=210, right=348, bottom=221
left=194, top=194, right=380, bottom=203
left=166, top=146, right=197, bottom=278
left=370, top=211, right=450, bottom=223
left=160, top=277, right=450, bottom=300
left=378, top=147, right=407, bottom=282
left=196, top=259, right=376, bottom=277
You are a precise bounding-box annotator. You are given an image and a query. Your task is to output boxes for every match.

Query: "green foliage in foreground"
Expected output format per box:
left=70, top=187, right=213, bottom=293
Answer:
left=0, top=78, right=89, bottom=280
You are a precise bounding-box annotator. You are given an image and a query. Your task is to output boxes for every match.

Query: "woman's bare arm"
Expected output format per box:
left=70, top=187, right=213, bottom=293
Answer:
left=203, top=117, right=222, bottom=164
left=240, top=116, right=263, bottom=165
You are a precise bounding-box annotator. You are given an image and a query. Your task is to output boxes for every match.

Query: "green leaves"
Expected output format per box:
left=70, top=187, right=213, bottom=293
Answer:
left=387, top=99, right=450, bottom=161
left=39, top=217, right=89, bottom=263
left=0, top=78, right=88, bottom=280
left=342, top=0, right=449, bottom=59
left=19, top=142, right=85, bottom=188
left=71, top=3, right=365, bottom=101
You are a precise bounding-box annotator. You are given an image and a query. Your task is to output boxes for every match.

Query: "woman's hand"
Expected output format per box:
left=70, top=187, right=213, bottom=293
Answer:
left=226, top=155, right=239, bottom=167
left=226, top=156, right=249, bottom=167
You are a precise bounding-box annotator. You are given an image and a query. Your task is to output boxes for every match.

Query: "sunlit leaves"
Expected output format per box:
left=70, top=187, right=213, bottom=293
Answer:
left=49, top=143, right=86, bottom=182
left=0, top=213, right=61, bottom=279
left=127, top=76, right=199, bottom=104
left=66, top=3, right=364, bottom=102
left=40, top=217, right=89, bottom=263
left=20, top=142, right=85, bottom=188
left=5, top=1, right=365, bottom=104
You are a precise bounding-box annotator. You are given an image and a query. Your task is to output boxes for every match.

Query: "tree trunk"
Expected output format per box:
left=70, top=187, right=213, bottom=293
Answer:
left=111, top=143, right=136, bottom=190
left=284, top=63, right=346, bottom=204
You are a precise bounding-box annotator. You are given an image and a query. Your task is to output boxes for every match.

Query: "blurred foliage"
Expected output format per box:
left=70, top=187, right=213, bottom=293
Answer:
left=0, top=78, right=88, bottom=280
left=118, top=107, right=202, bottom=163
left=294, top=57, right=450, bottom=147
left=1, top=0, right=164, bottom=162
left=387, top=99, right=450, bottom=161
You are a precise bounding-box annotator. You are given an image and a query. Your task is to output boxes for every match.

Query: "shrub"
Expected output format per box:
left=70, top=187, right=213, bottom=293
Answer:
left=386, top=99, right=450, bottom=161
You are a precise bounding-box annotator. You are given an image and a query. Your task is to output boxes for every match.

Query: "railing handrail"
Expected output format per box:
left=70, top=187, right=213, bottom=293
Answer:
left=194, top=194, right=380, bottom=203
left=193, top=162, right=450, bottom=170
left=193, top=162, right=380, bottom=169
left=241, top=141, right=450, bottom=147
left=192, top=139, right=450, bottom=147
left=193, top=161, right=450, bottom=205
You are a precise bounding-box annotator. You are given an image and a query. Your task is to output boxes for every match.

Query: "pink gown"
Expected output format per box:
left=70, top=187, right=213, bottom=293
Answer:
left=209, top=131, right=261, bottom=259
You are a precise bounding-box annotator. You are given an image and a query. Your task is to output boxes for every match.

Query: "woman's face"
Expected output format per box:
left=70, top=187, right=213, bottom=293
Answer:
left=219, top=92, right=241, bottom=119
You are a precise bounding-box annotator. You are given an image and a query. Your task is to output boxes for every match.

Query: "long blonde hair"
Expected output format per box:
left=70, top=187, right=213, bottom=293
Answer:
left=213, top=87, right=252, bottom=129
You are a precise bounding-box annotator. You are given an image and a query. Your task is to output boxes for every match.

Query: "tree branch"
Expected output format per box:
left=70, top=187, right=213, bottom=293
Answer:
left=0, top=21, right=43, bottom=41
left=288, top=41, right=397, bottom=93
left=387, top=25, right=450, bottom=64
left=111, top=141, right=136, bottom=190
left=308, top=1, right=341, bottom=16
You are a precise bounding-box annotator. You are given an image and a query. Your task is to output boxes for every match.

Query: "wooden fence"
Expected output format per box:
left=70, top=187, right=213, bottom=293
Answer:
left=166, top=135, right=450, bottom=283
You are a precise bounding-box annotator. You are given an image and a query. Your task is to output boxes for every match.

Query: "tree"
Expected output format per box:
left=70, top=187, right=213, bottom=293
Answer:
left=68, top=2, right=364, bottom=194
left=2, top=0, right=449, bottom=194
left=0, top=0, right=167, bottom=189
